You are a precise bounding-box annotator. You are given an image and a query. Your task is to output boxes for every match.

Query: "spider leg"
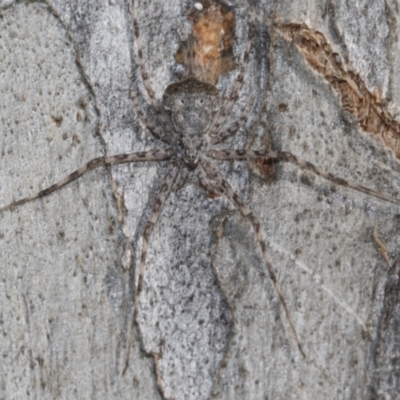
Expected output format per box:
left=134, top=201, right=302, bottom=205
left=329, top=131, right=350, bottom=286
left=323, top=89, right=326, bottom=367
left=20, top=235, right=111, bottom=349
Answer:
left=199, top=160, right=305, bottom=358
left=130, top=0, right=174, bottom=144
left=135, top=163, right=179, bottom=313
left=210, top=99, right=255, bottom=145
left=130, top=91, right=173, bottom=143
left=208, top=18, right=255, bottom=137
left=124, top=162, right=180, bottom=374
left=0, top=149, right=172, bottom=213
left=171, top=165, right=189, bottom=192
left=208, top=149, right=400, bottom=206
left=130, top=0, right=159, bottom=110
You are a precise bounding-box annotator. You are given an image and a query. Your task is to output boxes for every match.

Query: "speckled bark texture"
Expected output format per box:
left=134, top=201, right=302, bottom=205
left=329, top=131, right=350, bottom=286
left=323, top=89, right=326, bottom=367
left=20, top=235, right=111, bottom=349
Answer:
left=1, top=1, right=400, bottom=399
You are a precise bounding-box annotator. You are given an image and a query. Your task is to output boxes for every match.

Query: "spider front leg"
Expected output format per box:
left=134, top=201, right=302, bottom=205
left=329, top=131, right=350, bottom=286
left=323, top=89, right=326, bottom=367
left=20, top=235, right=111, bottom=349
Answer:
left=209, top=149, right=400, bottom=206
left=198, top=161, right=305, bottom=358
left=130, top=0, right=174, bottom=144
left=210, top=99, right=255, bottom=145
left=0, top=149, right=172, bottom=213
left=208, top=17, right=256, bottom=137
left=130, top=0, right=158, bottom=110
left=130, top=91, right=173, bottom=144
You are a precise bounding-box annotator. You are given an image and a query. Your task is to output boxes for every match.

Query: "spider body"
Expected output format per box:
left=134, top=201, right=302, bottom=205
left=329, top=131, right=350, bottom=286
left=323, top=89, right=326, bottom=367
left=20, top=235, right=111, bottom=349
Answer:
left=162, top=77, right=221, bottom=168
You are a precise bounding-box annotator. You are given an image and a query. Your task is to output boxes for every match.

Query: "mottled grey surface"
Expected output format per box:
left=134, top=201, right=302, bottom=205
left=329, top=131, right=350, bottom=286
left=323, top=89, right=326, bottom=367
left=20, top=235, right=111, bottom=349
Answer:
left=371, top=258, right=400, bottom=399
left=1, top=1, right=400, bottom=399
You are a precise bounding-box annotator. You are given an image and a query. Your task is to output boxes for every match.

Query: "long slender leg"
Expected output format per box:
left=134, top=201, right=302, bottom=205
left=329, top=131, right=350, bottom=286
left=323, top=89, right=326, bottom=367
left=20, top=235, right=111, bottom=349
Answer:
left=135, top=163, right=179, bottom=314
left=124, top=162, right=180, bottom=374
left=208, top=18, right=255, bottom=136
left=0, top=149, right=172, bottom=212
left=171, top=165, right=189, bottom=192
left=130, top=91, right=173, bottom=143
left=208, top=149, right=400, bottom=206
left=199, top=161, right=305, bottom=358
left=130, top=0, right=159, bottom=110
left=210, top=99, right=255, bottom=145
left=130, top=0, right=174, bottom=144
left=186, top=33, right=197, bottom=78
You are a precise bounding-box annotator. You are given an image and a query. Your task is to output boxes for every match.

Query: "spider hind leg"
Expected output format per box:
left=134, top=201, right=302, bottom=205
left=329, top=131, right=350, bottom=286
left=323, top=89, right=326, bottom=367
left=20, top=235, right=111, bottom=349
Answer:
left=199, top=161, right=305, bottom=358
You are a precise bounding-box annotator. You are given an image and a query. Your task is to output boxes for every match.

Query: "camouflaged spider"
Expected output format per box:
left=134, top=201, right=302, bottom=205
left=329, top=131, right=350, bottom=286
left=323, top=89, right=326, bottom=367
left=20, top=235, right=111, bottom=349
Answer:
left=2, top=0, right=400, bottom=359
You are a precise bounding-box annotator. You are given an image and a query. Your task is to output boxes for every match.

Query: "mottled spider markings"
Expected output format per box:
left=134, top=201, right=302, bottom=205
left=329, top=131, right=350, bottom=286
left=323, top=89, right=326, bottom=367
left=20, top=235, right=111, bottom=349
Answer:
left=1, top=0, right=400, bottom=364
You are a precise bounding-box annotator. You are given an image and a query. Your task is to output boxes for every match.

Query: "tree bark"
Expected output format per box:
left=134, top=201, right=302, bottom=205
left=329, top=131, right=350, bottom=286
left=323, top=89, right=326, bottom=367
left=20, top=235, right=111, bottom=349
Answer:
left=1, top=0, right=400, bottom=399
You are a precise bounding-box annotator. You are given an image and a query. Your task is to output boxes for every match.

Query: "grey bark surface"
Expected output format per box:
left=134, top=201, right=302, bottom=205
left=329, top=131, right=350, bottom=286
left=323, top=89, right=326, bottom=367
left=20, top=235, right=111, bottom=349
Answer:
left=1, top=1, right=400, bottom=399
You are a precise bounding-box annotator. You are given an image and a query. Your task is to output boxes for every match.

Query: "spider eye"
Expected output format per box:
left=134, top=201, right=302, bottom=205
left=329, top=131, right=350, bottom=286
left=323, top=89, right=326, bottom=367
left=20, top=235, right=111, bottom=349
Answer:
left=199, top=99, right=204, bottom=104
left=181, top=99, right=185, bottom=104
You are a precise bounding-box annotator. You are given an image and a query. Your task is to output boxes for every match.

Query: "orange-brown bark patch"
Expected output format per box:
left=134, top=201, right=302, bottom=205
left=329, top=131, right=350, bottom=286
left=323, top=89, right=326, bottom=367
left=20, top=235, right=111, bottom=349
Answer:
left=278, top=23, right=400, bottom=159
left=175, top=0, right=236, bottom=85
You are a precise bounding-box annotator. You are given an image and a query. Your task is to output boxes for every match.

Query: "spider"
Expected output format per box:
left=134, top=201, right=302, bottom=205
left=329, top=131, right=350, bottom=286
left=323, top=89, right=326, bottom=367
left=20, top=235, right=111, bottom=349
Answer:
left=1, top=0, right=400, bottom=362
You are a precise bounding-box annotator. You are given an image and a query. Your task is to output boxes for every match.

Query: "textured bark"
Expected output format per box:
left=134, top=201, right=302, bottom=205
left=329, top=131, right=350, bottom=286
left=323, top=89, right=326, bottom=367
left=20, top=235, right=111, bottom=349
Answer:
left=1, top=1, right=400, bottom=399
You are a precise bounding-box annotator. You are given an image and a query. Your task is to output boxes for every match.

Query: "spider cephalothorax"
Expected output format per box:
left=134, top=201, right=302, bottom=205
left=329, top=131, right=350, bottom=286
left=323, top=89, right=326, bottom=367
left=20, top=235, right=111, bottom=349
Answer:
left=163, top=77, right=221, bottom=135
left=163, top=77, right=221, bottom=168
